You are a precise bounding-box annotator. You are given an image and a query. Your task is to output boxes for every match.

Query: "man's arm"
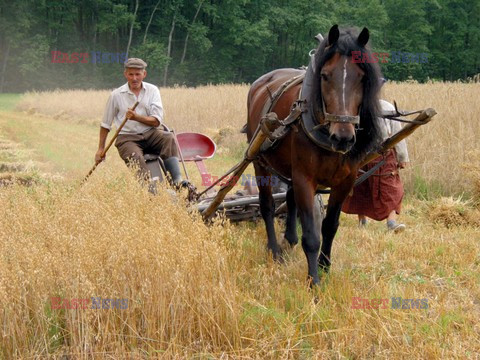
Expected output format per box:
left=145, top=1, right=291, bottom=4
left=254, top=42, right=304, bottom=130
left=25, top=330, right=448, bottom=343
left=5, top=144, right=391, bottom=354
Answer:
left=96, top=93, right=116, bottom=164
left=95, top=127, right=110, bottom=164
left=125, top=110, right=160, bottom=127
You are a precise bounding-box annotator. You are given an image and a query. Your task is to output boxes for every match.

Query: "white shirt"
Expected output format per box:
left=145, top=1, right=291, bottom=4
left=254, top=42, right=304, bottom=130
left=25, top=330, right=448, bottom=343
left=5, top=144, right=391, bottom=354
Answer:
left=101, top=81, right=164, bottom=134
left=379, top=99, right=409, bottom=163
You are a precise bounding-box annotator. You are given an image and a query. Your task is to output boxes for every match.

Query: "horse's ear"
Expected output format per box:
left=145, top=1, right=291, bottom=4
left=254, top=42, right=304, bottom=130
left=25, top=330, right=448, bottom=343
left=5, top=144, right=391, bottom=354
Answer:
left=357, top=27, right=369, bottom=47
left=328, top=25, right=339, bottom=46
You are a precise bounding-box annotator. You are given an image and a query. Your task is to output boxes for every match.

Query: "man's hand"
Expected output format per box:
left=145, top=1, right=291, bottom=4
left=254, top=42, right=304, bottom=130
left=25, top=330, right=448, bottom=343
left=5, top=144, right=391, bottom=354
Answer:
left=126, top=108, right=137, bottom=121
left=398, top=162, right=407, bottom=169
left=95, top=149, right=105, bottom=165
left=126, top=109, right=160, bottom=127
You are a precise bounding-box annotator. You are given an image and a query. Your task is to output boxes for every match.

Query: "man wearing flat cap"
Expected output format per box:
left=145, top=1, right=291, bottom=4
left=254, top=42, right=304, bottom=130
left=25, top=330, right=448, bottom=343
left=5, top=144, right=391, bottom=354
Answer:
left=95, top=57, right=184, bottom=186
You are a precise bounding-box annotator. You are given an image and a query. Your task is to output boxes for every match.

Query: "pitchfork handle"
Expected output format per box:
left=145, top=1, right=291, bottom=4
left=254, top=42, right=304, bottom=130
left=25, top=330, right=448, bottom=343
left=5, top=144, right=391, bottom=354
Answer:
left=83, top=101, right=139, bottom=183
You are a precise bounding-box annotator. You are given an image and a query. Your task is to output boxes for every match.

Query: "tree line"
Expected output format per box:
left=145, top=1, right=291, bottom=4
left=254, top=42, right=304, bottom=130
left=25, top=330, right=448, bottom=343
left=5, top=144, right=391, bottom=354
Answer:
left=0, top=0, right=479, bottom=92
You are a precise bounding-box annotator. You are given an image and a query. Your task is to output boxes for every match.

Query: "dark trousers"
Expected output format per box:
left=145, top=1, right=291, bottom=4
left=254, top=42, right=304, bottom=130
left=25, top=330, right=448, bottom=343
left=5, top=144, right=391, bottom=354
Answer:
left=115, top=128, right=178, bottom=179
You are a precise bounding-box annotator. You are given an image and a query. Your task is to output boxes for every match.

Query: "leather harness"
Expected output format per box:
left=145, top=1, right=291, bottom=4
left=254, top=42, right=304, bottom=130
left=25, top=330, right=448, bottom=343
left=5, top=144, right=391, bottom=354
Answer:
left=253, top=54, right=409, bottom=191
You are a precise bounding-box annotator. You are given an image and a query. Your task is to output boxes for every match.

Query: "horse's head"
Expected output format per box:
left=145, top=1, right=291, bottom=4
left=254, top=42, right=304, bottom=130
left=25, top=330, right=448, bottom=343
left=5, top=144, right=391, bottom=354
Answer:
left=313, top=25, right=381, bottom=155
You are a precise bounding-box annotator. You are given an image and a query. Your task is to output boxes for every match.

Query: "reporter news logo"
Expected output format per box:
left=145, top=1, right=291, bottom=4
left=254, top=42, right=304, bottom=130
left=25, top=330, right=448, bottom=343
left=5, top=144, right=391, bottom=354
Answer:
left=201, top=174, right=279, bottom=187
left=351, top=51, right=429, bottom=64
left=51, top=51, right=127, bottom=64
left=351, top=297, right=429, bottom=310
left=50, top=297, right=128, bottom=310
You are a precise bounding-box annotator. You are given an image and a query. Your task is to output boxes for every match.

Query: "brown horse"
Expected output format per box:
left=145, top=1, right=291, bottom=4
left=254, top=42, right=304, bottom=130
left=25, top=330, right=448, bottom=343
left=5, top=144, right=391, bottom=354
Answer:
left=246, top=25, right=382, bottom=285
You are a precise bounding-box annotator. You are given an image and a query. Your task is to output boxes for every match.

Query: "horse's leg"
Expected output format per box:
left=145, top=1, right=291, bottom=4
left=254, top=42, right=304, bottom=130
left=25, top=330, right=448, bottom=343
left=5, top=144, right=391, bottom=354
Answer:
left=284, top=185, right=298, bottom=247
left=318, top=181, right=353, bottom=273
left=293, top=179, right=320, bottom=285
left=254, top=163, right=281, bottom=260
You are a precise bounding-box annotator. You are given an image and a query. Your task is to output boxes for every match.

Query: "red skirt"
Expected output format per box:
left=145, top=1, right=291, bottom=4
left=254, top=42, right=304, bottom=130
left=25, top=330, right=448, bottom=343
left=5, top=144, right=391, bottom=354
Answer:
left=342, top=150, right=404, bottom=221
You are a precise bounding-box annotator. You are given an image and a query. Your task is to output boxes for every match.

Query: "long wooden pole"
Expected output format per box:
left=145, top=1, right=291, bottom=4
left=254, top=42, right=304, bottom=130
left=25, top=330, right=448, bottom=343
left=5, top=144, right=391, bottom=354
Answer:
left=83, top=101, right=139, bottom=183
left=360, top=108, right=436, bottom=167
left=201, top=114, right=282, bottom=220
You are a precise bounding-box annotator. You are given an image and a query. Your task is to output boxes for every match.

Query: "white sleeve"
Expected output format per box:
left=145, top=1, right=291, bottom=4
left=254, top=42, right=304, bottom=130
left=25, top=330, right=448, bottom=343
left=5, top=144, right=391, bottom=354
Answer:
left=101, top=93, right=117, bottom=130
left=392, top=121, right=409, bottom=162
left=148, top=86, right=164, bottom=126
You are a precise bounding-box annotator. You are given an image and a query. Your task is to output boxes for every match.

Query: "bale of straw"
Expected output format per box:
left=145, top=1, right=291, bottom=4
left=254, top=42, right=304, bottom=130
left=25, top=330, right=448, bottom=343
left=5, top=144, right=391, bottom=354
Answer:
left=428, top=196, right=480, bottom=228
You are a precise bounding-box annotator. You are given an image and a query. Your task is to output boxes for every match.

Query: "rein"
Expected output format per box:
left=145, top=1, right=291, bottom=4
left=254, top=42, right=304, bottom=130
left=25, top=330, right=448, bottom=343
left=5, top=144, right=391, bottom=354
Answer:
left=382, top=101, right=426, bottom=124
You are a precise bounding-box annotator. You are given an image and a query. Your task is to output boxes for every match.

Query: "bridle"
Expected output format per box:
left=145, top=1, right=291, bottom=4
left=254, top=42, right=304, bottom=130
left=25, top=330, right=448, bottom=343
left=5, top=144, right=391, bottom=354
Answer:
left=321, top=95, right=361, bottom=125
left=313, top=48, right=361, bottom=127
left=314, top=59, right=362, bottom=129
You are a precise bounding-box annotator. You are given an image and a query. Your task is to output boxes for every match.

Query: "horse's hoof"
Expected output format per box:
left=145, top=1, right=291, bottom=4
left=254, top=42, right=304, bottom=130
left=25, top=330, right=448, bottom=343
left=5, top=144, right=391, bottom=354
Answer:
left=269, top=247, right=283, bottom=263
left=272, top=249, right=288, bottom=265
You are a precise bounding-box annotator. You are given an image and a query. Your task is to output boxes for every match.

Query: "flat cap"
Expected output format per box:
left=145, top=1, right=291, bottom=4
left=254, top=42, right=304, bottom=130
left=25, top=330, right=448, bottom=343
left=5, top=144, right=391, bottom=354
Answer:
left=124, top=58, right=147, bottom=69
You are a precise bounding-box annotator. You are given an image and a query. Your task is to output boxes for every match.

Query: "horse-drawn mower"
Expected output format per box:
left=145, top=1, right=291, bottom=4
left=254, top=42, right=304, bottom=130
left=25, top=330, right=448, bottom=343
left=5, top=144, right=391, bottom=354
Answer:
left=86, top=25, right=436, bottom=285
left=135, top=101, right=435, bottom=227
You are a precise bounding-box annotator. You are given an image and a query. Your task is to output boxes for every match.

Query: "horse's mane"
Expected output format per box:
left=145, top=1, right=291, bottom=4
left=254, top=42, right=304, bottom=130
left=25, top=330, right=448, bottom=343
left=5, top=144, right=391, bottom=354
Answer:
left=312, top=27, right=382, bottom=160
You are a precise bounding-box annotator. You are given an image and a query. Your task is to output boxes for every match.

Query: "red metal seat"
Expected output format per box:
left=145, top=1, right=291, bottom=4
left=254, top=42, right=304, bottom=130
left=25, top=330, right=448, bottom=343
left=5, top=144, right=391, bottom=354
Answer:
left=176, top=133, right=216, bottom=194
left=176, top=132, right=216, bottom=161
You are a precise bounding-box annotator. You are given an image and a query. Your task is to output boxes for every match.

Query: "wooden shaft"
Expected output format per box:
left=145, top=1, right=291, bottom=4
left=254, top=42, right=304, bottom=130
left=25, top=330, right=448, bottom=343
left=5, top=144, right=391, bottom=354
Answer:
left=197, top=192, right=287, bottom=212
left=201, top=117, right=279, bottom=220
left=360, top=108, right=436, bottom=167
left=201, top=161, right=251, bottom=220
left=83, top=101, right=139, bottom=183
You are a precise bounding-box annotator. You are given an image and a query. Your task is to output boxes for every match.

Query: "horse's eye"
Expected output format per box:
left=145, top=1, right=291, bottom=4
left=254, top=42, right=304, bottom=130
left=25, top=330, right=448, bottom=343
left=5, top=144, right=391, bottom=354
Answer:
left=321, top=73, right=328, bottom=81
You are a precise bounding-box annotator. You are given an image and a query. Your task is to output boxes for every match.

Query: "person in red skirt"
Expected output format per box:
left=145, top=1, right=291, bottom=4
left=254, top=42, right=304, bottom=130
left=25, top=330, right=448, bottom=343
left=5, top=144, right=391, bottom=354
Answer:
left=342, top=98, right=409, bottom=233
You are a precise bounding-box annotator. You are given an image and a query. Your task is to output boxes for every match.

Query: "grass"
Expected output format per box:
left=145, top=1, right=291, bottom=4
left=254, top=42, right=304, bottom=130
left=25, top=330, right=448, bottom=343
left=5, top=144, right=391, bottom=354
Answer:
left=0, top=93, right=21, bottom=111
left=0, top=84, right=480, bottom=358
left=0, top=110, right=102, bottom=177
left=382, top=82, right=480, bottom=197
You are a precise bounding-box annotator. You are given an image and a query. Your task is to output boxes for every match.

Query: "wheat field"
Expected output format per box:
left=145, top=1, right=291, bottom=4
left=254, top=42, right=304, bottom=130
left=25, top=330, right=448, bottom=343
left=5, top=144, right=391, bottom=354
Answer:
left=16, top=82, right=480, bottom=196
left=0, top=83, right=479, bottom=358
left=1, top=163, right=479, bottom=358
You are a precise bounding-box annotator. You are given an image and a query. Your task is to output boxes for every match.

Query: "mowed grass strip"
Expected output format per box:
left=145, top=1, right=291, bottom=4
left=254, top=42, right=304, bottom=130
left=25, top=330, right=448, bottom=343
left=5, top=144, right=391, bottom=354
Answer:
left=0, top=93, right=22, bottom=111
left=0, top=110, right=100, bottom=177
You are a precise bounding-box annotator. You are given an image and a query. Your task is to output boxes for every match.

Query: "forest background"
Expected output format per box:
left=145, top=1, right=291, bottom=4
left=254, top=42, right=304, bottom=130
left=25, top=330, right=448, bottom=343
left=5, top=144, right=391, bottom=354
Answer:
left=1, top=0, right=479, bottom=93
